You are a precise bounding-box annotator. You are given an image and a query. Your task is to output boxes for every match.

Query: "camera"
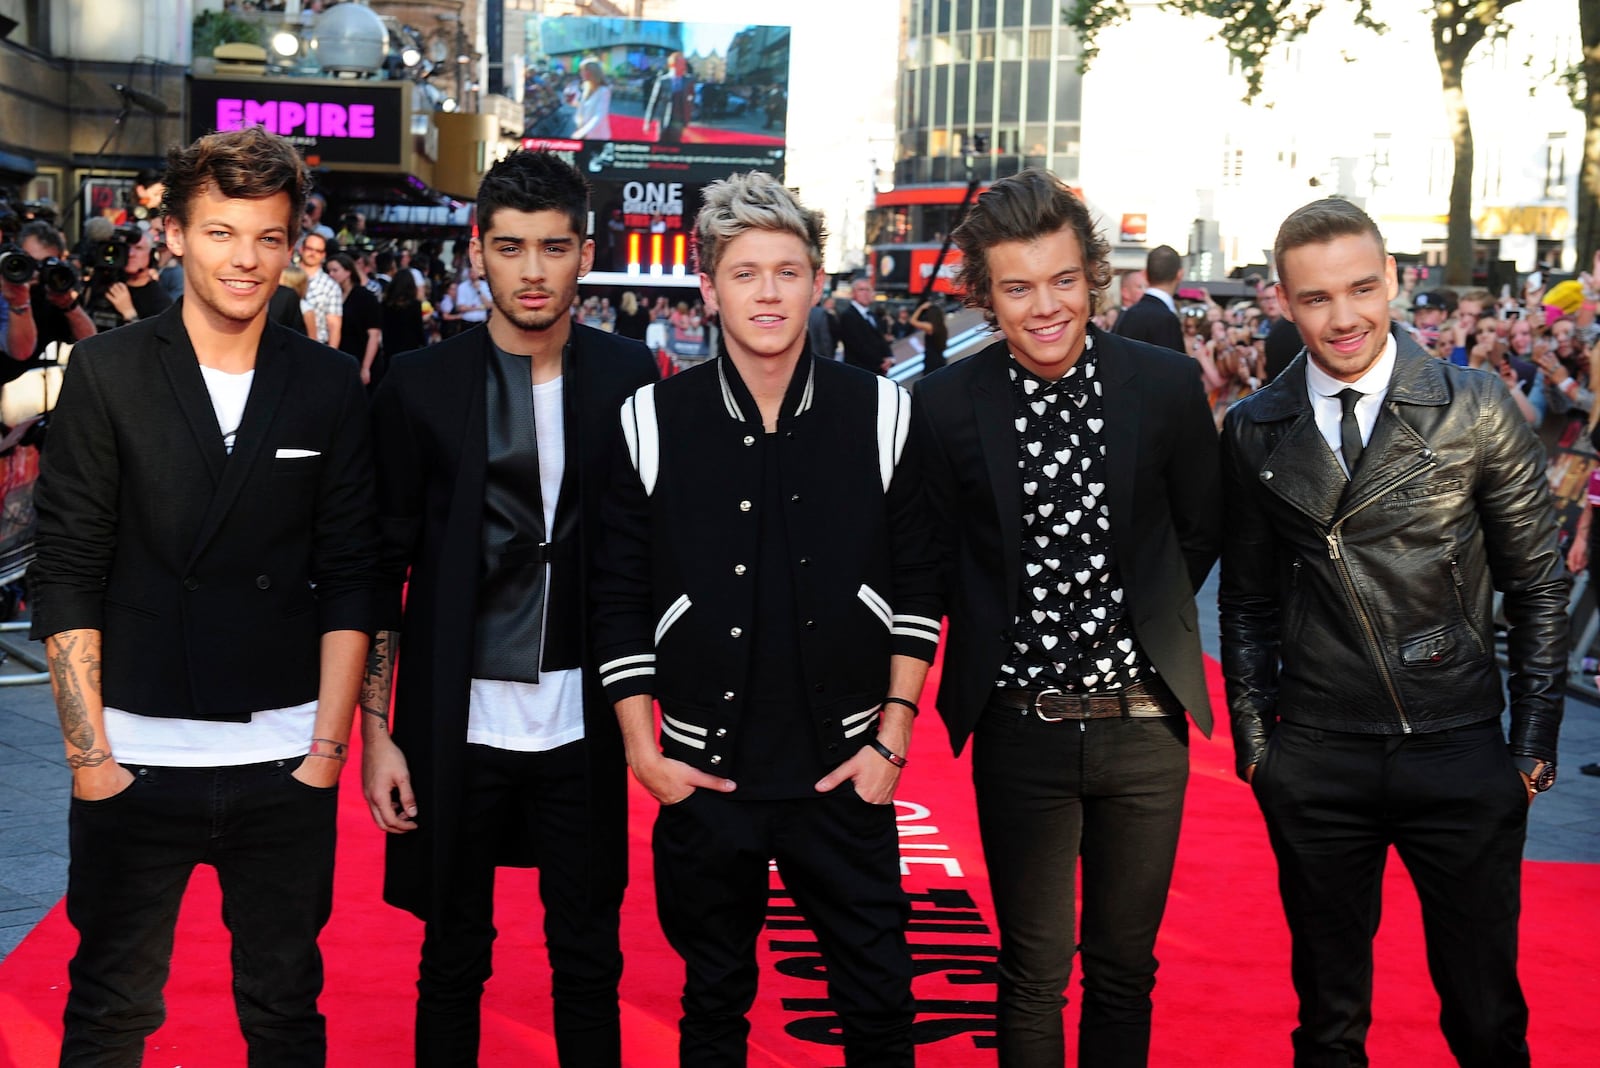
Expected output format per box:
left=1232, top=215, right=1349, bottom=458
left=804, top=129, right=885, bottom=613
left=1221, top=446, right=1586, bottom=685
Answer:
left=0, top=245, right=77, bottom=294
left=88, top=226, right=140, bottom=286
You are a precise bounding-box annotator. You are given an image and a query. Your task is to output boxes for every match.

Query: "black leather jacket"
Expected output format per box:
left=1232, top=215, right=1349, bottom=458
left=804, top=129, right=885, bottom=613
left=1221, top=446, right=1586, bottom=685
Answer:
left=1218, top=333, right=1567, bottom=780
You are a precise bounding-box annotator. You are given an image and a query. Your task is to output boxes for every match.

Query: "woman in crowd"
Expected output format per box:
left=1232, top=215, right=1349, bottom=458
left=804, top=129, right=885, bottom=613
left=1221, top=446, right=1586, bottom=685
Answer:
left=381, top=259, right=427, bottom=363
left=327, top=252, right=384, bottom=388
left=615, top=290, right=651, bottom=341
left=909, top=298, right=948, bottom=375
left=572, top=58, right=612, bottom=140
left=269, top=264, right=309, bottom=334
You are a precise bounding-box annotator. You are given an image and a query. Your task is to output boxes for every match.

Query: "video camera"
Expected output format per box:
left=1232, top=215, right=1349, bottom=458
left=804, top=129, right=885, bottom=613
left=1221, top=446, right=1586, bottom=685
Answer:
left=0, top=245, right=78, bottom=295
left=87, top=225, right=140, bottom=287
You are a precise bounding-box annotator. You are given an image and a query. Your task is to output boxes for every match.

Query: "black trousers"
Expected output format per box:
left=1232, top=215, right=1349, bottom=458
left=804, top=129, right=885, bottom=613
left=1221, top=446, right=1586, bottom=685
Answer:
left=652, top=788, right=914, bottom=1068
left=61, top=756, right=338, bottom=1067
left=414, top=740, right=624, bottom=1068
left=971, top=705, right=1190, bottom=1068
left=1253, top=719, right=1532, bottom=1068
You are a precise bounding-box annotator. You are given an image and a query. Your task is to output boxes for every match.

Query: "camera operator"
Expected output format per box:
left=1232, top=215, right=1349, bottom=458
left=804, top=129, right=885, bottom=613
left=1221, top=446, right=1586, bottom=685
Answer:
left=2, top=220, right=94, bottom=376
left=85, top=224, right=173, bottom=333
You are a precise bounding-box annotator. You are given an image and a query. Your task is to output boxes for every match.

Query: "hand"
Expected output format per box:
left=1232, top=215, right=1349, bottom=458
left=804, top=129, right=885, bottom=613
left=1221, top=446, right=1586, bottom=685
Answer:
left=293, top=754, right=344, bottom=789
left=1, top=279, right=29, bottom=307
left=105, top=282, right=135, bottom=320
left=362, top=735, right=418, bottom=832
left=1568, top=536, right=1589, bottom=575
left=630, top=750, right=735, bottom=806
left=1452, top=319, right=1469, bottom=348
left=1518, top=769, right=1535, bottom=805
left=72, top=759, right=135, bottom=801
left=1496, top=361, right=1519, bottom=389
left=46, top=287, right=79, bottom=311
left=816, top=740, right=903, bottom=806
left=360, top=366, right=372, bottom=386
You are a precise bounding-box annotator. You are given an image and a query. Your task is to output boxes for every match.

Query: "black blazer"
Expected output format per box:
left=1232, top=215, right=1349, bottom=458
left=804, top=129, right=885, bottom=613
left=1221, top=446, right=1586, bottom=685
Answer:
left=369, top=322, right=657, bottom=920
left=834, top=302, right=892, bottom=374
left=1114, top=292, right=1185, bottom=354
left=29, top=301, right=377, bottom=721
left=911, top=330, right=1222, bottom=754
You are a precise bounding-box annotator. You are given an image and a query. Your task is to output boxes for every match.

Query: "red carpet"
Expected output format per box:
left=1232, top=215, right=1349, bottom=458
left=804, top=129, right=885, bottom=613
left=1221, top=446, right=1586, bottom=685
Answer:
left=2, top=655, right=1596, bottom=1066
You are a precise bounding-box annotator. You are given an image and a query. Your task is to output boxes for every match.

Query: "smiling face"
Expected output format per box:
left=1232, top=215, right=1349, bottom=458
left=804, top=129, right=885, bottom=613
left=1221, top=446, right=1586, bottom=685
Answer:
left=984, top=224, right=1092, bottom=380
left=1275, top=231, right=1397, bottom=383
left=471, top=207, right=593, bottom=338
left=700, top=228, right=822, bottom=364
left=164, top=184, right=292, bottom=330
left=298, top=233, right=327, bottom=274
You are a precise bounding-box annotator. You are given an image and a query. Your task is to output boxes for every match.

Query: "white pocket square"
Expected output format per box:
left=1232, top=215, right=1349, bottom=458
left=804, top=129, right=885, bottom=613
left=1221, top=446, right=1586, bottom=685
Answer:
left=275, top=448, right=321, bottom=459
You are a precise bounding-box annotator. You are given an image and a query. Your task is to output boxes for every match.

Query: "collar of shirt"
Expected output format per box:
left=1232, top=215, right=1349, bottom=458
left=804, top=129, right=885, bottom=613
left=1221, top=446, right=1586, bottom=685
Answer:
left=1304, top=330, right=1398, bottom=470
left=851, top=301, right=874, bottom=321
left=1007, top=331, right=1097, bottom=398
left=1145, top=287, right=1177, bottom=315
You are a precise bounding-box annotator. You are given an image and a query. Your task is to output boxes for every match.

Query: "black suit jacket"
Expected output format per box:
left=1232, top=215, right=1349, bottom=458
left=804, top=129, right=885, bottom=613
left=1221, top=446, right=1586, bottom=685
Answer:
left=369, top=322, right=657, bottom=919
left=1114, top=292, right=1185, bottom=354
left=911, top=330, right=1222, bottom=754
left=835, top=302, right=892, bottom=374
left=29, top=301, right=377, bottom=721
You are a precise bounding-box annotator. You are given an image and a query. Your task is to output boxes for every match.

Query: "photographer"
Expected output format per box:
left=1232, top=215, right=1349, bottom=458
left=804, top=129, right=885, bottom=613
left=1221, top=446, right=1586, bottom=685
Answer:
left=2, top=220, right=94, bottom=374
left=86, top=225, right=173, bottom=333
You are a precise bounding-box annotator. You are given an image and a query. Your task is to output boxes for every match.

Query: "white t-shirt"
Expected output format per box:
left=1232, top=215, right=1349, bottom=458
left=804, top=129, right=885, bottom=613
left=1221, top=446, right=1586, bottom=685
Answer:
left=103, top=362, right=318, bottom=767
left=467, top=374, right=585, bottom=752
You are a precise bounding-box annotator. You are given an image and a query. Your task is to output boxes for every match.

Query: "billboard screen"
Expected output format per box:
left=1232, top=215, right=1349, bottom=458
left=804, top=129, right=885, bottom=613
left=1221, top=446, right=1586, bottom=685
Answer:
left=522, top=16, right=789, bottom=150
left=189, top=77, right=407, bottom=169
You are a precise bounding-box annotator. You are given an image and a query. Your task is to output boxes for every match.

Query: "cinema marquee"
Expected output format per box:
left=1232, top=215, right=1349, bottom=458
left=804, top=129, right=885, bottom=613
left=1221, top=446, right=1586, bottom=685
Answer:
left=188, top=76, right=407, bottom=171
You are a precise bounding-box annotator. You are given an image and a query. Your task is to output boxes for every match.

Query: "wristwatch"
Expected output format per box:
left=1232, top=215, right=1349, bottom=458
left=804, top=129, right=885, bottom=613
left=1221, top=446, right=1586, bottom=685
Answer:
left=1513, top=756, right=1557, bottom=793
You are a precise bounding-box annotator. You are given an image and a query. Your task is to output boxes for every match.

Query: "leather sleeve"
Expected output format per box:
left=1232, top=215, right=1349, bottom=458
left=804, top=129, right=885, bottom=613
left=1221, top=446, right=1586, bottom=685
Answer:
left=1471, top=375, right=1569, bottom=761
left=1217, top=407, right=1281, bottom=779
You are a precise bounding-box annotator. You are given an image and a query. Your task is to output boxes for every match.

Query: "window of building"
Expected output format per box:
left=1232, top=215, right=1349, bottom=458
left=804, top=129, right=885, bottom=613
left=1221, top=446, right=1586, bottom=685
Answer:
left=1054, top=70, right=1081, bottom=121
left=956, top=0, right=973, bottom=30
left=999, top=61, right=1022, bottom=121
left=934, top=64, right=950, bottom=126
left=999, top=29, right=1024, bottom=61
left=1028, top=29, right=1052, bottom=59
left=1026, top=59, right=1050, bottom=122
left=1002, top=0, right=1025, bottom=26
left=974, top=60, right=995, bottom=119
left=931, top=34, right=952, bottom=64
left=955, top=32, right=972, bottom=60
left=953, top=64, right=971, bottom=125
left=930, top=128, right=952, bottom=158
left=976, top=32, right=996, bottom=60
left=977, top=0, right=997, bottom=29
left=1545, top=133, right=1568, bottom=199
left=1030, top=0, right=1054, bottom=21
left=1052, top=124, right=1080, bottom=157
left=937, top=0, right=952, bottom=33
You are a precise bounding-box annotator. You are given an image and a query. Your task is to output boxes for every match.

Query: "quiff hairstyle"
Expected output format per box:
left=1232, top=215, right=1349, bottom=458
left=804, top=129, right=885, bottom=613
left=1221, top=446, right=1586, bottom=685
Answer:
left=162, top=126, right=308, bottom=243
left=476, top=150, right=590, bottom=240
left=952, top=168, right=1111, bottom=323
left=1273, top=198, right=1385, bottom=281
left=694, top=171, right=825, bottom=278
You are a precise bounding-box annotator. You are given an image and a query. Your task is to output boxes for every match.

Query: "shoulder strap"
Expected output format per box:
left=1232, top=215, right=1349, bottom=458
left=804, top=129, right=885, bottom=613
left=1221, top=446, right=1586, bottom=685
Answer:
left=620, top=383, right=661, bottom=495
left=874, top=376, right=911, bottom=492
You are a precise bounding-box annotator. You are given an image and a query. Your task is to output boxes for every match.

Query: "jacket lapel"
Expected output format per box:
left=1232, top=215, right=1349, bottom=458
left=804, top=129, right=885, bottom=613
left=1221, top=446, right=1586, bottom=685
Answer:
left=1093, top=332, right=1142, bottom=582
left=156, top=307, right=226, bottom=487
left=442, top=330, right=491, bottom=596
left=971, top=343, right=1022, bottom=607
left=1252, top=359, right=1355, bottom=526
left=185, top=322, right=292, bottom=566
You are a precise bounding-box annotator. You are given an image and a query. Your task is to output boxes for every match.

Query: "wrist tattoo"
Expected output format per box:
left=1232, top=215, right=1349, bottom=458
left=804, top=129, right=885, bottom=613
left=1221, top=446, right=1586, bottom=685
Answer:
left=67, top=748, right=111, bottom=769
left=309, top=738, right=348, bottom=762
left=359, top=631, right=394, bottom=727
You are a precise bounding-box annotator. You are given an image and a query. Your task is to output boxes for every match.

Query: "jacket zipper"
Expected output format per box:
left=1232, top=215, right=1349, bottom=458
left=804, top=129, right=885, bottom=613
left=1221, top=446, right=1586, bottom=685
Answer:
left=1321, top=453, right=1436, bottom=733
left=1449, top=557, right=1487, bottom=654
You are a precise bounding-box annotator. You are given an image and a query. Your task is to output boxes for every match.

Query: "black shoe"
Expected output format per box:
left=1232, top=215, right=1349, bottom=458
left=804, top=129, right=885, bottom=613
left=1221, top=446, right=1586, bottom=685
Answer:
left=1581, top=763, right=1600, bottom=777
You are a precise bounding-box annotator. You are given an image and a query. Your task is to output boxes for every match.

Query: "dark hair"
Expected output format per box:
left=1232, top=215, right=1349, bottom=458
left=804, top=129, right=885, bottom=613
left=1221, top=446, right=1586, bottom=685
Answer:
left=18, top=219, right=64, bottom=256
left=1273, top=198, right=1385, bottom=282
left=375, top=250, right=397, bottom=274
left=329, top=252, right=359, bottom=284
left=382, top=269, right=418, bottom=309
left=952, top=168, right=1111, bottom=322
left=162, top=126, right=308, bottom=243
left=475, top=150, right=589, bottom=239
left=1146, top=244, right=1181, bottom=286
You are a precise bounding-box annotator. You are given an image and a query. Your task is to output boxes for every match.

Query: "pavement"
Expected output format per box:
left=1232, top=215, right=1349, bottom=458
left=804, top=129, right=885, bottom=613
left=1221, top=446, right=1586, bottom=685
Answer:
left=2, top=573, right=1598, bottom=962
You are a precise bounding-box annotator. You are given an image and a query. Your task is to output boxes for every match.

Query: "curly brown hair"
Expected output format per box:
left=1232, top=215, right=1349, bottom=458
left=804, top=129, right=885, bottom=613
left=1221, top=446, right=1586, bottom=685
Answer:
left=953, top=169, right=1111, bottom=324
left=161, top=126, right=308, bottom=242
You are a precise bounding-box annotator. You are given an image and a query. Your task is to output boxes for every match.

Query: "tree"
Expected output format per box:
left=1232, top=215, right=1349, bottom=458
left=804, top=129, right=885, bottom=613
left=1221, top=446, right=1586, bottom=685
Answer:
left=1577, top=0, right=1600, bottom=271
left=1066, top=1, right=1519, bottom=286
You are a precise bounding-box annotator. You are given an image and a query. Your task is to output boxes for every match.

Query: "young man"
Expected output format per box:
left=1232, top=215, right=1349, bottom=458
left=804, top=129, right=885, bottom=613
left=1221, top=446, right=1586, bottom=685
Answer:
left=29, top=125, right=377, bottom=1065
left=591, top=172, right=940, bottom=1066
left=298, top=231, right=342, bottom=348
left=1219, top=198, right=1567, bottom=1066
left=361, top=150, right=656, bottom=1066
left=1113, top=244, right=1184, bottom=353
left=910, top=169, right=1220, bottom=1067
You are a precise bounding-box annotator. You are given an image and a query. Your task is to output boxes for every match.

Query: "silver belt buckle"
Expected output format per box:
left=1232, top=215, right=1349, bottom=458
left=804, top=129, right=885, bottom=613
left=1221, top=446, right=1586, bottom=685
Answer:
left=1033, top=687, right=1066, bottom=722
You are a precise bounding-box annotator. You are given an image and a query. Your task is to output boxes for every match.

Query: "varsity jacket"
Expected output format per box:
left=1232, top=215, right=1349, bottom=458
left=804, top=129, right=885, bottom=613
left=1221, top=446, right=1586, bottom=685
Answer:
left=590, top=353, right=941, bottom=777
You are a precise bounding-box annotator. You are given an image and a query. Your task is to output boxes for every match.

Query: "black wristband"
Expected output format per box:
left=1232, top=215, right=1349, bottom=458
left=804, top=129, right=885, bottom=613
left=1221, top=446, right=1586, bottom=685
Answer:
left=868, top=739, right=908, bottom=768
left=882, top=696, right=919, bottom=718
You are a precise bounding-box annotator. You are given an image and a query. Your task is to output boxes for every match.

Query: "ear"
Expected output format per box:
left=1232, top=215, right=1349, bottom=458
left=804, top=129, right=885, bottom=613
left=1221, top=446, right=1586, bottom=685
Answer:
left=1275, top=282, right=1294, bottom=324
left=579, top=238, right=595, bottom=277
left=468, top=235, right=484, bottom=276
left=1383, top=254, right=1399, bottom=302
left=699, top=271, right=718, bottom=317
left=163, top=214, right=186, bottom=259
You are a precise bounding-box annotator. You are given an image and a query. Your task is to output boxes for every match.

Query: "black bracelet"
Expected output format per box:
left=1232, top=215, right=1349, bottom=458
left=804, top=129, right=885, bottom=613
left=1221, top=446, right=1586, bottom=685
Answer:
left=868, top=738, right=908, bottom=768
left=881, top=696, right=920, bottom=718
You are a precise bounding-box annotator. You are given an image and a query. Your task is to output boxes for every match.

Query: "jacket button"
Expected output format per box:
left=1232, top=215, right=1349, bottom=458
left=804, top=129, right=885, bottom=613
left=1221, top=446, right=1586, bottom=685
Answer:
left=743, top=435, right=755, bottom=446
left=183, top=576, right=199, bottom=591
left=255, top=574, right=271, bottom=590
left=822, top=718, right=834, bottom=727
left=799, top=557, right=810, bottom=567
left=723, top=691, right=735, bottom=701
left=730, top=627, right=743, bottom=637
left=790, top=493, right=801, bottom=503
left=804, top=619, right=816, bottom=630
left=734, top=564, right=747, bottom=576
left=715, top=727, right=728, bottom=738
left=710, top=754, right=723, bottom=765
left=1263, top=470, right=1274, bottom=480
left=826, top=743, right=837, bottom=751
left=739, top=500, right=752, bottom=512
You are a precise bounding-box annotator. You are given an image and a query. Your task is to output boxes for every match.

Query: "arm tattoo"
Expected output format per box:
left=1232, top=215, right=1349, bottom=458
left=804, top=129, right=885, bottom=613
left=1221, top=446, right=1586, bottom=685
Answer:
left=48, top=633, right=99, bottom=754
left=359, top=630, right=395, bottom=728
left=67, top=749, right=112, bottom=769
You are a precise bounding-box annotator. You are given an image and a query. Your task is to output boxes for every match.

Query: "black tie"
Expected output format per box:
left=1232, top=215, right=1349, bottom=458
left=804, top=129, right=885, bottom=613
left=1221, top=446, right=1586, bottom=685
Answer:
left=1338, top=388, right=1364, bottom=477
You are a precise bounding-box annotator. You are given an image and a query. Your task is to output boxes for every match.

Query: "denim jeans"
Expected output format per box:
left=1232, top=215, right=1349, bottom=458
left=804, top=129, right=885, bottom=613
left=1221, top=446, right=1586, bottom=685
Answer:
left=60, top=755, right=339, bottom=1067
left=972, top=703, right=1190, bottom=1068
